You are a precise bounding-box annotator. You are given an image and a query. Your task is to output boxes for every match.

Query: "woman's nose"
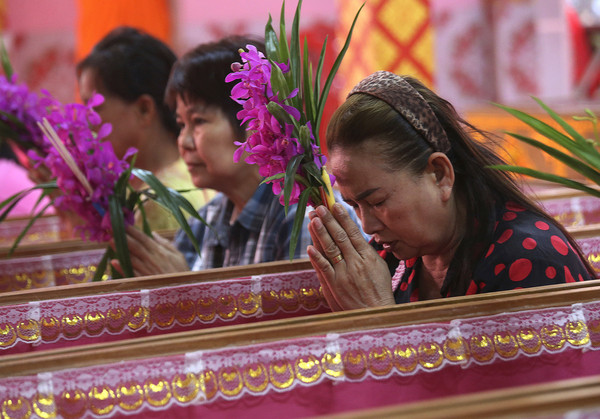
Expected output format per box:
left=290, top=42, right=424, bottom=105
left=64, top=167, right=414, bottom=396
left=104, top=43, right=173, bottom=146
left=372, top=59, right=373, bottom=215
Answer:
left=178, top=128, right=194, bottom=150
left=360, top=209, right=383, bottom=235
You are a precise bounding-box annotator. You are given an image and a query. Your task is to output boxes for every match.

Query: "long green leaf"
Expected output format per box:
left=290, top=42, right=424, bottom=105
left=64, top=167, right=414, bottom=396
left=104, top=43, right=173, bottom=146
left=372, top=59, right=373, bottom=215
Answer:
left=7, top=200, right=54, bottom=256
left=0, top=181, right=57, bottom=221
left=132, top=168, right=202, bottom=257
left=489, top=164, right=600, bottom=199
left=505, top=131, right=600, bottom=185
left=315, top=2, right=364, bottom=134
left=495, top=102, right=600, bottom=169
left=494, top=103, right=587, bottom=153
left=267, top=101, right=300, bottom=132
left=532, top=97, right=590, bottom=149
left=109, top=194, right=133, bottom=278
left=92, top=247, right=111, bottom=282
left=278, top=0, right=290, bottom=64
left=290, top=0, right=302, bottom=96
left=288, top=187, right=310, bottom=260
left=166, top=188, right=209, bottom=225
left=0, top=39, right=13, bottom=78
left=265, top=14, right=280, bottom=62
left=302, top=37, right=316, bottom=126
left=269, top=59, right=291, bottom=102
left=313, top=37, right=328, bottom=114
left=283, top=154, right=304, bottom=211
left=261, top=173, right=286, bottom=184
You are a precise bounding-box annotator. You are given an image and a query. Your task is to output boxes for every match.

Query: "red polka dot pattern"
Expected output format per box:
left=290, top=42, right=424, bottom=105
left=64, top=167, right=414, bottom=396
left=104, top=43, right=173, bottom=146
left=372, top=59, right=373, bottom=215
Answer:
left=506, top=202, right=525, bottom=212
left=551, top=235, right=569, bottom=256
left=535, top=221, right=549, bottom=231
left=466, top=281, right=478, bottom=295
left=509, top=258, right=532, bottom=282
left=494, top=264, right=505, bottom=275
left=391, top=204, right=591, bottom=304
left=564, top=266, right=575, bottom=283
left=497, top=229, right=513, bottom=244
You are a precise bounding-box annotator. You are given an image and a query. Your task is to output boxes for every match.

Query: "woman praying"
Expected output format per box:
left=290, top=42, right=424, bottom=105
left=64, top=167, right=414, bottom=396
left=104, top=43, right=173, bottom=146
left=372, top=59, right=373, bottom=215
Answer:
left=308, top=71, right=595, bottom=311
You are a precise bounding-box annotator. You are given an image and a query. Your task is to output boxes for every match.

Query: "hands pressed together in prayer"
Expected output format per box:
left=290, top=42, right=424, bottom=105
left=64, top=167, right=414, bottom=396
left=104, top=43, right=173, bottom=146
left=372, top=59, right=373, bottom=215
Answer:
left=111, top=226, right=189, bottom=277
left=307, top=203, right=396, bottom=311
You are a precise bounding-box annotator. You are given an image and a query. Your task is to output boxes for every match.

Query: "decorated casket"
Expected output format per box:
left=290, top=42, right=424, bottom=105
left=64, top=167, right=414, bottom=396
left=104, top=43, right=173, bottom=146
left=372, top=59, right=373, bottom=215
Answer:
left=1, top=278, right=600, bottom=418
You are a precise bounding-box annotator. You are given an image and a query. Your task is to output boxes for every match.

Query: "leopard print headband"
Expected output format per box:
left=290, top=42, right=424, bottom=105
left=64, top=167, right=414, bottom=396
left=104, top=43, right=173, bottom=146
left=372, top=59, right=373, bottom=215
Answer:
left=348, top=71, right=451, bottom=153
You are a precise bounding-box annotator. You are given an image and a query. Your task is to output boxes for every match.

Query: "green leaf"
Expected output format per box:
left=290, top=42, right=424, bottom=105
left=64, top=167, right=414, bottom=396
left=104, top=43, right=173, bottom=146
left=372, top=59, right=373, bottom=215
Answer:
left=315, top=2, right=364, bottom=135
left=505, top=131, right=600, bottom=185
left=489, top=164, right=600, bottom=199
left=283, top=154, right=304, bottom=210
left=269, top=59, right=291, bottom=102
left=278, top=1, right=289, bottom=64
left=288, top=187, right=310, bottom=260
left=92, top=247, right=111, bottom=282
left=495, top=102, right=600, bottom=169
left=267, top=101, right=300, bottom=131
left=7, top=200, right=54, bottom=256
left=313, top=37, right=328, bottom=133
left=302, top=37, right=316, bottom=125
left=265, top=14, right=280, bottom=62
left=0, top=181, right=57, bottom=221
left=290, top=0, right=302, bottom=95
left=0, top=39, right=13, bottom=79
left=109, top=194, right=133, bottom=278
left=135, top=198, right=153, bottom=237
left=532, top=97, right=590, bottom=149
left=261, top=173, right=286, bottom=184
left=132, top=168, right=202, bottom=257
left=166, top=188, right=209, bottom=225
left=302, top=160, right=324, bottom=186
left=298, top=124, right=312, bottom=150
left=494, top=103, right=586, bottom=152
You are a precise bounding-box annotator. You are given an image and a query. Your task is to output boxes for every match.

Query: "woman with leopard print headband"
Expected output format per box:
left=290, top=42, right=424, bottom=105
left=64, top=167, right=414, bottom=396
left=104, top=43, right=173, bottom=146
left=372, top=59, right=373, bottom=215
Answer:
left=307, top=71, right=594, bottom=310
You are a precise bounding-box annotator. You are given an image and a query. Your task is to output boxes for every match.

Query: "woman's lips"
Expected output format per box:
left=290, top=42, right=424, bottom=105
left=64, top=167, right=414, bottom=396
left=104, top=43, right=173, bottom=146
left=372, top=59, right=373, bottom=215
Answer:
left=381, top=241, right=396, bottom=251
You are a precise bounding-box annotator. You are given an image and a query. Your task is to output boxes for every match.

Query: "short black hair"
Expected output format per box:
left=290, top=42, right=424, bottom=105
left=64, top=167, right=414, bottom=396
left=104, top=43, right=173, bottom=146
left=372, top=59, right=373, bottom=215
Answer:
left=77, top=26, right=178, bottom=136
left=165, top=35, right=265, bottom=139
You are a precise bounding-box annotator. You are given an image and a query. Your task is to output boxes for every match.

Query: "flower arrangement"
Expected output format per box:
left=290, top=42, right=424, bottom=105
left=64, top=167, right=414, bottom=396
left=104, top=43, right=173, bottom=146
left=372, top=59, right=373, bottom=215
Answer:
left=226, top=0, right=363, bottom=256
left=0, top=43, right=202, bottom=280
left=491, top=98, right=600, bottom=198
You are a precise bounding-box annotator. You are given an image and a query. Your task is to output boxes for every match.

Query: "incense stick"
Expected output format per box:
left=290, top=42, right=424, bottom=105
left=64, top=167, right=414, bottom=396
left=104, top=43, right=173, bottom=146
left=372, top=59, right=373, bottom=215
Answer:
left=37, top=118, right=94, bottom=197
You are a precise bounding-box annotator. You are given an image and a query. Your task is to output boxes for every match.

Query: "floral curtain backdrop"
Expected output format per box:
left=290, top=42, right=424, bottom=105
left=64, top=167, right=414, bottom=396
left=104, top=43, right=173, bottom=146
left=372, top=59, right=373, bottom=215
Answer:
left=336, top=0, right=435, bottom=99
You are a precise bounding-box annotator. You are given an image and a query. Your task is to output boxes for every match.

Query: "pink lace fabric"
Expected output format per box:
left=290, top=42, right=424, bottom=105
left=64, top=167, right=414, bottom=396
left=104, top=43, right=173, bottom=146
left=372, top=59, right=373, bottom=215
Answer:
left=0, top=248, right=106, bottom=292
left=1, top=300, right=599, bottom=418
left=578, top=236, right=600, bottom=275
left=0, top=269, right=328, bottom=353
left=539, top=195, right=600, bottom=227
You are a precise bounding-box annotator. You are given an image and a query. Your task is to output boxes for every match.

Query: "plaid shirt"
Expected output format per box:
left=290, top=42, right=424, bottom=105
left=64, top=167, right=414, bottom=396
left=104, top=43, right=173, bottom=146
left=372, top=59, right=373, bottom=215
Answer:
left=175, top=183, right=311, bottom=270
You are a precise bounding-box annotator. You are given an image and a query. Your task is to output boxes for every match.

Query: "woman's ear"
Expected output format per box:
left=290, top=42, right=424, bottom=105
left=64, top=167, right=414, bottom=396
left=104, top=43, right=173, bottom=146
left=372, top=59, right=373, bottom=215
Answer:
left=428, top=152, right=455, bottom=201
left=135, top=94, right=156, bottom=126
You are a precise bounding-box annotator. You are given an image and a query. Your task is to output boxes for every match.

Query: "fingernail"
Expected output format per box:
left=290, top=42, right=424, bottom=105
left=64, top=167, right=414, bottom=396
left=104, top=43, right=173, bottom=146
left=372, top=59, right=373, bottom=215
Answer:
left=312, top=217, right=323, bottom=229
left=316, top=205, right=327, bottom=216
left=333, top=202, right=344, bottom=215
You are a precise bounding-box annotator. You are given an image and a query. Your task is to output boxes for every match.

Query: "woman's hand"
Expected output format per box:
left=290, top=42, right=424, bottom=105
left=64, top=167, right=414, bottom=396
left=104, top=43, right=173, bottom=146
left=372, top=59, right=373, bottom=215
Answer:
left=307, top=203, right=395, bottom=311
left=111, top=225, right=189, bottom=277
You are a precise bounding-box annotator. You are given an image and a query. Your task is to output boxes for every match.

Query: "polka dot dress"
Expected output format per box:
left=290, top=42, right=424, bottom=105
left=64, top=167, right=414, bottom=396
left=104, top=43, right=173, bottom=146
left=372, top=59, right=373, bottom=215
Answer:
left=392, top=202, right=593, bottom=304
